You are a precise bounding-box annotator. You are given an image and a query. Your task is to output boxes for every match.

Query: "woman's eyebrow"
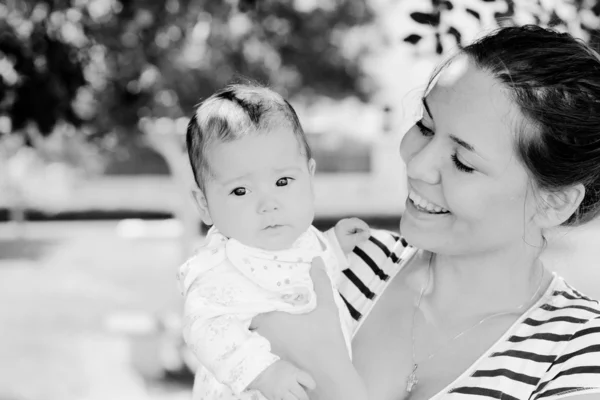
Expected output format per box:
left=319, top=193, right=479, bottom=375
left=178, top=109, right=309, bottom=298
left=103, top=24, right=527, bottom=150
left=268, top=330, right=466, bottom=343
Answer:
left=450, top=134, right=475, bottom=152
left=423, top=97, right=478, bottom=154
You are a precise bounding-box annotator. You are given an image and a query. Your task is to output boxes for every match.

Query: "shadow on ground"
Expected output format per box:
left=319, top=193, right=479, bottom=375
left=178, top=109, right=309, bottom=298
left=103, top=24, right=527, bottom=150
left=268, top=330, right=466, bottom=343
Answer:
left=0, top=238, right=61, bottom=261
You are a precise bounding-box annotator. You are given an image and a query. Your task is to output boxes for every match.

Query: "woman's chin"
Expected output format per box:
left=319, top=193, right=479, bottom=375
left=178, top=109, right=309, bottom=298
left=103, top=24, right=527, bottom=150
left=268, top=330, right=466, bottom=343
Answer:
left=400, top=203, right=453, bottom=249
left=400, top=220, right=425, bottom=247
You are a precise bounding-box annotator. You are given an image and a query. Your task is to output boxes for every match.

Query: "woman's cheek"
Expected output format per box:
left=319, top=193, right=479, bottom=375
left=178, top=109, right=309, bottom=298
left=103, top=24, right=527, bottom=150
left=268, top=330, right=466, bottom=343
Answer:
left=399, top=127, right=419, bottom=164
left=444, top=183, right=486, bottom=221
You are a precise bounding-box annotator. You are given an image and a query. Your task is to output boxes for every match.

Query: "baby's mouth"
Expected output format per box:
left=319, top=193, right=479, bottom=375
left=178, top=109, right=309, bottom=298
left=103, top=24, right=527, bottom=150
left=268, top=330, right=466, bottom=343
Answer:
left=264, top=224, right=284, bottom=230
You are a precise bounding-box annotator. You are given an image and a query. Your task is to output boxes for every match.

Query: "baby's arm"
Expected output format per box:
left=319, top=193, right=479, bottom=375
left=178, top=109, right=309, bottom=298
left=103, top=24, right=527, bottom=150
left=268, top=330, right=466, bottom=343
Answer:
left=182, top=272, right=315, bottom=399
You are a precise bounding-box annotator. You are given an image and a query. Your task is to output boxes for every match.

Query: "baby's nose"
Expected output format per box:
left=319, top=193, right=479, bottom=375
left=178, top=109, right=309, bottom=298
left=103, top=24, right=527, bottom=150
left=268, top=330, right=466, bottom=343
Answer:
left=258, top=198, right=279, bottom=213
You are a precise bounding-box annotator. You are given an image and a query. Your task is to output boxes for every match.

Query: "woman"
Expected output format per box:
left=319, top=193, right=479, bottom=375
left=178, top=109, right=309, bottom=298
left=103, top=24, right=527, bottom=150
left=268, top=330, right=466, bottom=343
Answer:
left=255, top=25, right=600, bottom=400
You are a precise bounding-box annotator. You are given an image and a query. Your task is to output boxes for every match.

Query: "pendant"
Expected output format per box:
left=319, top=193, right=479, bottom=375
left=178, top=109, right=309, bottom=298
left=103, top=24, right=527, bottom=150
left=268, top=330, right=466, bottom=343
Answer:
left=406, top=364, right=418, bottom=393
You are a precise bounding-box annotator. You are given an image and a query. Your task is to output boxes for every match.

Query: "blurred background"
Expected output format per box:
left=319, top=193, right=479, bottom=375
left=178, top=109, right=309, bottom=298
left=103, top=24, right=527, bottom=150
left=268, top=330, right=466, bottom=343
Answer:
left=1, top=0, right=600, bottom=399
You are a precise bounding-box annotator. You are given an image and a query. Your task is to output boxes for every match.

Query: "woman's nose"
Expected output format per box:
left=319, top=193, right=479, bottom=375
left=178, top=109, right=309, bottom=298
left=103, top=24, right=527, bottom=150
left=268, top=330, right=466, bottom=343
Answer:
left=400, top=131, right=442, bottom=185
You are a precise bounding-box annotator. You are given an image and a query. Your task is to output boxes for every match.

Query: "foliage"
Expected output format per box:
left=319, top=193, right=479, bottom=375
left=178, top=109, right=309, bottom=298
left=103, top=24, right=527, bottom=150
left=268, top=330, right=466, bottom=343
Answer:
left=3, top=0, right=599, bottom=145
left=0, top=0, right=87, bottom=137
left=402, top=0, right=600, bottom=55
left=0, top=0, right=375, bottom=141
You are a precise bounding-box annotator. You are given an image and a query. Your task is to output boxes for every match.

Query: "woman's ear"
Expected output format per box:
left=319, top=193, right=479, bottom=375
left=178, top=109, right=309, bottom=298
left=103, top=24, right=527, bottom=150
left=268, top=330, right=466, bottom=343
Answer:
left=308, top=158, right=316, bottom=176
left=191, top=189, right=213, bottom=225
left=535, top=183, right=585, bottom=228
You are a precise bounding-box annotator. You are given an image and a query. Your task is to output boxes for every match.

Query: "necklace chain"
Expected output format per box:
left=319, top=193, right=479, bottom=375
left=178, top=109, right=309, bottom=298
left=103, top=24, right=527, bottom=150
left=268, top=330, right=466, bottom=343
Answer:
left=406, top=252, right=546, bottom=394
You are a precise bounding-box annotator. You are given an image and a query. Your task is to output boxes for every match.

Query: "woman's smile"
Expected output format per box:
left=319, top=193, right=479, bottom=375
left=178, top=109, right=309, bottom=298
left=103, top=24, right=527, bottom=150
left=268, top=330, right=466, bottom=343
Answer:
left=407, top=190, right=449, bottom=214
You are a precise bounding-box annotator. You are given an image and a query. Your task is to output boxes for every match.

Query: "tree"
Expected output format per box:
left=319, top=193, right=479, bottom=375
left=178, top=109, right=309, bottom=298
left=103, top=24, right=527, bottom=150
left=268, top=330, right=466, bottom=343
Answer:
left=0, top=0, right=87, bottom=138
left=401, top=0, right=600, bottom=56
left=0, top=0, right=376, bottom=142
left=3, top=0, right=600, bottom=143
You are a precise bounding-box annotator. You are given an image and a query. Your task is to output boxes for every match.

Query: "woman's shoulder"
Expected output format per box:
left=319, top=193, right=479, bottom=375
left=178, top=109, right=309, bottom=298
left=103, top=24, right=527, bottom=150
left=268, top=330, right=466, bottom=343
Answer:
left=522, top=275, right=600, bottom=347
left=543, top=276, right=600, bottom=323
left=526, top=276, right=600, bottom=399
left=440, top=276, right=600, bottom=400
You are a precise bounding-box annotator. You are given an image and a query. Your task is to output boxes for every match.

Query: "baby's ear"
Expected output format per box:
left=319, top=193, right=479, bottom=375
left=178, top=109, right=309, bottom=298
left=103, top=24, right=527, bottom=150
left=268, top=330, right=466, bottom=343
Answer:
left=191, top=189, right=213, bottom=225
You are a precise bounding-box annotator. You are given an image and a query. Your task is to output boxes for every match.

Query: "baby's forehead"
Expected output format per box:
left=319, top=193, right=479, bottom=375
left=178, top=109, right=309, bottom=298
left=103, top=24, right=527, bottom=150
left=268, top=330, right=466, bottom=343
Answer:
left=207, top=131, right=307, bottom=170
left=205, top=125, right=303, bottom=152
left=208, top=159, right=307, bottom=187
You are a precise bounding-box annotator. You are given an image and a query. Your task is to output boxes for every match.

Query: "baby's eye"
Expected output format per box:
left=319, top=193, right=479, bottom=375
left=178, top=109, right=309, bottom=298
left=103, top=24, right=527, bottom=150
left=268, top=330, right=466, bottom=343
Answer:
left=276, top=177, right=293, bottom=187
left=231, top=187, right=247, bottom=196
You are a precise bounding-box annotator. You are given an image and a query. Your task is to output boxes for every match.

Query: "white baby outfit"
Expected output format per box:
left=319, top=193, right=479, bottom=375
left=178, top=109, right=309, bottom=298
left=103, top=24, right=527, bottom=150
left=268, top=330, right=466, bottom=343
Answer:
left=178, top=225, right=353, bottom=400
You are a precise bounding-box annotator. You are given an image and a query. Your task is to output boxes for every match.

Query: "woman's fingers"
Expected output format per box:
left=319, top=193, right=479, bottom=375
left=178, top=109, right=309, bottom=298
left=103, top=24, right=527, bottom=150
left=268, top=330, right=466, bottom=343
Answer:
left=296, top=368, right=317, bottom=390
left=309, top=257, right=336, bottom=307
left=290, top=383, right=309, bottom=400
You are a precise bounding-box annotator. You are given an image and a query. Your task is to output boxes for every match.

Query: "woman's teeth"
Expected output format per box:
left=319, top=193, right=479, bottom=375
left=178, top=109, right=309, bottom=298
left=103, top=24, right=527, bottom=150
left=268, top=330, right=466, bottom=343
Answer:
left=408, top=191, right=449, bottom=214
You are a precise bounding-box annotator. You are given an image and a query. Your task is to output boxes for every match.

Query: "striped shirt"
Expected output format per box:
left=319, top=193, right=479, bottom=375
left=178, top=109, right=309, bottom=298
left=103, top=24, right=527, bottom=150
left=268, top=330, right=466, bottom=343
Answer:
left=338, top=229, right=600, bottom=400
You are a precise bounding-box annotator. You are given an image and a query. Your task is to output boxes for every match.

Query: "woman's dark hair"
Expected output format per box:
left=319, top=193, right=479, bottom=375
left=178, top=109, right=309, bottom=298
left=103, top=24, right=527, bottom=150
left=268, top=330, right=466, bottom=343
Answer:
left=452, top=25, right=600, bottom=226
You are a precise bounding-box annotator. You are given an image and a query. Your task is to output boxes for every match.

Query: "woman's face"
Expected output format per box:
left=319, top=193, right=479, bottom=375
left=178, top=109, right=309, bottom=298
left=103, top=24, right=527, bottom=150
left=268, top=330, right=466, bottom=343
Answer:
left=399, top=57, right=541, bottom=255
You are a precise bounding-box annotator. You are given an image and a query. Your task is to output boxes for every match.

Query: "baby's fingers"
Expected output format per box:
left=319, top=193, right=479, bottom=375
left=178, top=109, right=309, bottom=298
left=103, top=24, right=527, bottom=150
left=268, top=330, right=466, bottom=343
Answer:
left=356, top=227, right=371, bottom=242
left=351, top=218, right=371, bottom=233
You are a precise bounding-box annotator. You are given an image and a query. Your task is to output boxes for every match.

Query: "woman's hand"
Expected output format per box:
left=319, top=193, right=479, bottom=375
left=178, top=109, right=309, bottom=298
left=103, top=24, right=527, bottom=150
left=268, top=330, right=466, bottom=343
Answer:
left=253, top=258, right=367, bottom=400
left=253, top=257, right=343, bottom=359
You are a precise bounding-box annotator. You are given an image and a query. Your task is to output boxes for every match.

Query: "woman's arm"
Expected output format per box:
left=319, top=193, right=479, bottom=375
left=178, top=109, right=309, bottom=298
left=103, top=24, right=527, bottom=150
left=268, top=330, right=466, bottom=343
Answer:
left=253, top=258, right=368, bottom=400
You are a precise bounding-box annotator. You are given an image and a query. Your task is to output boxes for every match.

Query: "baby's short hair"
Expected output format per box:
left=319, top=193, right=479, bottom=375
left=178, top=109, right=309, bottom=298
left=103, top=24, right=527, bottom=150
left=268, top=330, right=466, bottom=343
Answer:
left=186, top=83, right=312, bottom=191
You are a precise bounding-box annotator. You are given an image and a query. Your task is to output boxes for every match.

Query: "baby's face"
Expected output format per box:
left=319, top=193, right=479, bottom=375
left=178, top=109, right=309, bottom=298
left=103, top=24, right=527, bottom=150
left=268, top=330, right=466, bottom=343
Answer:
left=200, top=128, right=316, bottom=251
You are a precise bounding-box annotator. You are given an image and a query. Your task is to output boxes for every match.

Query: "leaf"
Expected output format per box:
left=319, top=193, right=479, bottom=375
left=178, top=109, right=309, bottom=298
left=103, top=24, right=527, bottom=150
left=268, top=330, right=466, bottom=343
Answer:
left=465, top=8, right=481, bottom=21
left=447, top=26, right=462, bottom=45
left=238, top=0, right=257, bottom=13
left=441, top=1, right=454, bottom=11
left=403, top=34, right=422, bottom=45
left=495, top=0, right=516, bottom=25
left=435, top=33, right=443, bottom=54
left=593, top=1, right=600, bottom=16
left=548, top=10, right=566, bottom=27
left=409, top=12, right=440, bottom=26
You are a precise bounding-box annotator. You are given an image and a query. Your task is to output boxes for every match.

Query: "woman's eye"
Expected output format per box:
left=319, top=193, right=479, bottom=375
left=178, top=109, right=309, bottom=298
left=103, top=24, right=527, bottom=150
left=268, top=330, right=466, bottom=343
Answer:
left=451, top=154, right=475, bottom=173
left=231, top=187, right=247, bottom=196
left=276, top=177, right=292, bottom=186
left=416, top=120, right=434, bottom=137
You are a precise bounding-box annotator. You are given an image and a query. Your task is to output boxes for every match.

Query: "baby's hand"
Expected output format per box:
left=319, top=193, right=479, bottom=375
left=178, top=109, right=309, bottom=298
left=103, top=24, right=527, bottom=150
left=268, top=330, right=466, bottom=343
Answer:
left=334, top=217, right=371, bottom=254
left=248, top=360, right=316, bottom=400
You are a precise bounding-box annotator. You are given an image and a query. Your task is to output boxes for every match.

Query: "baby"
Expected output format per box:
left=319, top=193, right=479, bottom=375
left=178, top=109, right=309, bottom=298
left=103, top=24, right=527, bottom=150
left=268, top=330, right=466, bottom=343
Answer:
left=178, top=83, right=370, bottom=400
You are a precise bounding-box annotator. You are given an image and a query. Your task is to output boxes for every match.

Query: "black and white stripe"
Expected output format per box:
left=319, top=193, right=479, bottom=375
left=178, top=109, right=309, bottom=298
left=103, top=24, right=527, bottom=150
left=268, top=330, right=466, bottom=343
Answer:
left=338, top=229, right=600, bottom=400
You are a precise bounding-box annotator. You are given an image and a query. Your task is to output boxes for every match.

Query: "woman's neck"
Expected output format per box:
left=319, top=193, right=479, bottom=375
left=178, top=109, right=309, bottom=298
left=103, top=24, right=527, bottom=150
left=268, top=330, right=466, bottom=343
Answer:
left=423, top=241, right=550, bottom=324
